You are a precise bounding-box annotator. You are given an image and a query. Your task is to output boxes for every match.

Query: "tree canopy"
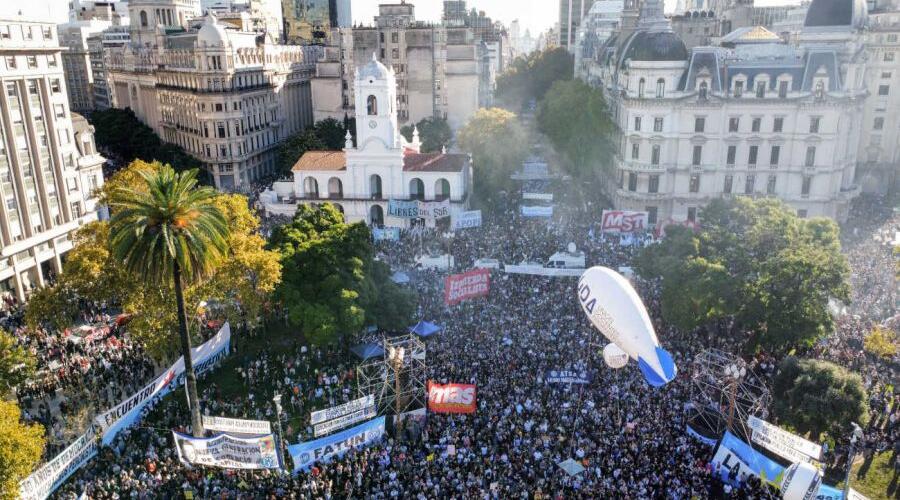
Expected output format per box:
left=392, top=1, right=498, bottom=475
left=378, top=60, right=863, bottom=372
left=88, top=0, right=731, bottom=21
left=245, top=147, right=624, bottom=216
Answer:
left=24, top=160, right=282, bottom=359
left=537, top=79, right=616, bottom=186
left=0, top=330, right=35, bottom=399
left=0, top=399, right=45, bottom=499
left=400, top=116, right=453, bottom=153
left=495, top=48, right=574, bottom=111
left=269, top=204, right=414, bottom=345
left=634, top=197, right=850, bottom=351
left=457, top=108, right=529, bottom=207
left=773, top=357, right=869, bottom=440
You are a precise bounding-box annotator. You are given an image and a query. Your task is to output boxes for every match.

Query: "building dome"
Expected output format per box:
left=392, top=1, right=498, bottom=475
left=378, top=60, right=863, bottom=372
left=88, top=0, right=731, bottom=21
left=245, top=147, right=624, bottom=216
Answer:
left=620, top=30, right=688, bottom=67
left=197, top=12, right=228, bottom=47
left=803, top=0, right=867, bottom=28
left=358, top=53, right=391, bottom=81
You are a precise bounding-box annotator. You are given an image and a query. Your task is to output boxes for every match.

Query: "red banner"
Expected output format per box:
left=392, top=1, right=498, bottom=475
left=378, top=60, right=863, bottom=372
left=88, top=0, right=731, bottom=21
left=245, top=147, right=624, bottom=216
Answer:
left=444, top=268, right=490, bottom=306
left=427, top=382, right=477, bottom=414
left=600, top=210, right=649, bottom=233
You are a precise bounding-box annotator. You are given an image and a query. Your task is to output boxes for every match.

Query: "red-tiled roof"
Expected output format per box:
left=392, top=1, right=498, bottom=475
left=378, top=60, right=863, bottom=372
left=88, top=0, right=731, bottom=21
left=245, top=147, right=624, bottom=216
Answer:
left=291, top=151, right=346, bottom=171
left=403, top=153, right=468, bottom=173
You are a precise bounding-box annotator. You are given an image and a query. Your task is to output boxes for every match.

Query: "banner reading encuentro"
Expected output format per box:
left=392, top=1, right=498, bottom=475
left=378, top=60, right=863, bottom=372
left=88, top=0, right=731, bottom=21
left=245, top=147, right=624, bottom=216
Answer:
left=444, top=268, right=490, bottom=305
left=287, top=417, right=385, bottom=472
left=427, top=381, right=477, bottom=414
left=173, top=431, right=280, bottom=470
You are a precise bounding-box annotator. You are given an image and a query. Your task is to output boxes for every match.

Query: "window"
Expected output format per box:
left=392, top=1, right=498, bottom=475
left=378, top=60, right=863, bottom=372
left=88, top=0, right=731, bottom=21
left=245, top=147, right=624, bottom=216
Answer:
left=801, top=176, right=811, bottom=195
left=874, top=117, right=885, bottom=130
left=778, top=80, right=788, bottom=98
left=627, top=172, right=637, bottom=191
left=885, top=51, right=895, bottom=62
left=733, top=80, right=743, bottom=98
left=634, top=116, right=641, bottom=131
left=653, top=117, right=663, bottom=132
left=391, top=32, right=398, bottom=43
left=26, top=56, right=37, bottom=68
left=809, top=116, right=821, bottom=133
left=770, top=145, right=780, bottom=166
left=751, top=118, right=761, bottom=132
left=756, top=81, right=766, bottom=98
left=689, top=174, right=700, bottom=193
left=798, top=209, right=808, bottom=218
left=699, top=81, right=708, bottom=99
left=42, top=26, right=51, bottom=39
left=726, top=145, right=736, bottom=166
left=367, top=95, right=378, bottom=115
left=773, top=117, right=784, bottom=132
left=392, top=48, right=399, bottom=58
left=729, top=117, right=739, bottom=132
left=380, top=48, right=385, bottom=59
left=646, top=206, right=658, bottom=224
left=878, top=85, right=890, bottom=96
left=5, top=56, right=15, bottom=69
left=748, top=145, right=758, bottom=166
left=651, top=145, right=660, bottom=165
left=0, top=26, right=9, bottom=39
left=815, top=81, right=825, bottom=99
left=47, top=55, right=56, bottom=67
left=694, top=117, right=705, bottom=132
left=745, top=174, right=755, bottom=194
left=140, top=10, right=148, bottom=27
left=631, top=143, right=639, bottom=159
left=656, top=78, right=665, bottom=98
left=805, top=146, right=816, bottom=167
left=638, top=78, right=645, bottom=98
left=379, top=32, right=385, bottom=43
left=882, top=71, right=892, bottom=79
left=217, top=123, right=226, bottom=138
left=687, top=207, right=697, bottom=222
left=692, top=145, right=702, bottom=166
left=648, top=175, right=659, bottom=193
left=889, top=34, right=898, bottom=43
left=724, top=175, right=733, bottom=194
left=766, top=175, right=777, bottom=194
left=50, top=79, right=60, bottom=93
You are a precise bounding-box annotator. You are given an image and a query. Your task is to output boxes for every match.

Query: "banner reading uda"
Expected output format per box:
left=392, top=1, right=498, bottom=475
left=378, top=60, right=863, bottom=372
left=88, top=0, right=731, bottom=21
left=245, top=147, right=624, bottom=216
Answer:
left=173, top=431, right=280, bottom=470
left=427, top=382, right=476, bottom=414
left=444, top=268, right=490, bottom=305
left=288, top=417, right=385, bottom=472
left=600, top=210, right=649, bottom=233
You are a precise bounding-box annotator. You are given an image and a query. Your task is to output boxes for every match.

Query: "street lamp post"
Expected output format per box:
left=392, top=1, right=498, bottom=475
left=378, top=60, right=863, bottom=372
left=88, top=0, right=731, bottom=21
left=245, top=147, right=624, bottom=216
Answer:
left=272, top=392, right=286, bottom=470
left=842, top=422, right=864, bottom=499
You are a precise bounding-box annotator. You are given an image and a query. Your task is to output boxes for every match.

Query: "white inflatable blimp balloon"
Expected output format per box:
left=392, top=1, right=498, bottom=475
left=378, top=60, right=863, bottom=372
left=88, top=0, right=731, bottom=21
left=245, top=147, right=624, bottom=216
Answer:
left=780, top=462, right=822, bottom=500
left=577, top=266, right=677, bottom=387
left=602, top=343, right=629, bottom=369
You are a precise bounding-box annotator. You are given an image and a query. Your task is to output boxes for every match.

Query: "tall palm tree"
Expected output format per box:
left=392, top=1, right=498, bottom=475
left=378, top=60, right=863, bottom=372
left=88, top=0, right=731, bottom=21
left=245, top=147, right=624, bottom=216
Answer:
left=109, top=166, right=229, bottom=437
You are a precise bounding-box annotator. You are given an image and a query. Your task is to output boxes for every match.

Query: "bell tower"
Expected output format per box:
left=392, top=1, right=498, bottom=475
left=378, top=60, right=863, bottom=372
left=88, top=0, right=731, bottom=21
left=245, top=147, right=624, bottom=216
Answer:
left=354, top=54, right=400, bottom=151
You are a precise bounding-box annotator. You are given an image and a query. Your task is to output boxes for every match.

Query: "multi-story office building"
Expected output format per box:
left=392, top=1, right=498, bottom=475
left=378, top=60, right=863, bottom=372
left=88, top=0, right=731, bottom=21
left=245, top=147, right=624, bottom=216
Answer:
left=70, top=0, right=130, bottom=24
left=0, top=19, right=105, bottom=302
left=588, top=0, right=867, bottom=223
left=282, top=0, right=351, bottom=44
left=560, top=0, right=598, bottom=50
left=86, top=26, right=130, bottom=110
left=59, top=20, right=116, bottom=111
left=575, top=0, right=623, bottom=81
left=310, top=2, right=482, bottom=130
left=106, top=3, right=319, bottom=190
left=202, top=0, right=284, bottom=41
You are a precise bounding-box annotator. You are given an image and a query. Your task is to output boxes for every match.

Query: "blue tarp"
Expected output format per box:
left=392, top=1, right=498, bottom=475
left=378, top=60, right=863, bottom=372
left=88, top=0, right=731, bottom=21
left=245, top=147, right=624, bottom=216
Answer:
left=409, top=321, right=442, bottom=337
left=350, top=343, right=384, bottom=360
left=390, top=271, right=410, bottom=284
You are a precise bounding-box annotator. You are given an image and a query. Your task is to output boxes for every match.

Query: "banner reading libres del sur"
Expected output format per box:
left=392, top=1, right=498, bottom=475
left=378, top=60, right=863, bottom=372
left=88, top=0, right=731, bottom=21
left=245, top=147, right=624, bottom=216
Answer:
left=94, top=322, right=231, bottom=444
left=387, top=199, right=450, bottom=220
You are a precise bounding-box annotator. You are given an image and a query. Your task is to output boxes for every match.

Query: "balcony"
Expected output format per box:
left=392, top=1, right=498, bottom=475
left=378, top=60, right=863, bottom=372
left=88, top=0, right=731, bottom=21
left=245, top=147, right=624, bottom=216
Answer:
left=280, top=192, right=467, bottom=204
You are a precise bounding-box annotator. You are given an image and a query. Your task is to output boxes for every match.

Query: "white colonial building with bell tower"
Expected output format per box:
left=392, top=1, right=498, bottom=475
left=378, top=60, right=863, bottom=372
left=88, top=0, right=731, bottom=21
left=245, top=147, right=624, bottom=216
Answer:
left=260, top=55, right=473, bottom=227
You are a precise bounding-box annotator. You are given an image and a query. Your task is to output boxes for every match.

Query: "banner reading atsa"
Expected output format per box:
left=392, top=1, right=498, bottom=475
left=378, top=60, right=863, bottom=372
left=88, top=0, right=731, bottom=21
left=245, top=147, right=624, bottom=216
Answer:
left=427, top=381, right=476, bottom=414
left=444, top=268, right=490, bottom=305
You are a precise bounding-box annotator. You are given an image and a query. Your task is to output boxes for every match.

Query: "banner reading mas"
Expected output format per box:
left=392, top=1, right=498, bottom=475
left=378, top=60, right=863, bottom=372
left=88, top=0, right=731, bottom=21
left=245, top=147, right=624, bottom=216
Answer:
left=427, top=381, right=476, bottom=414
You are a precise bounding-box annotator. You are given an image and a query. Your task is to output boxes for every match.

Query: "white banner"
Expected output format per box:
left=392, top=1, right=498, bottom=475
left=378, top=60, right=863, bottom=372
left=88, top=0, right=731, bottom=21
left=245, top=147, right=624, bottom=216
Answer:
left=522, top=192, right=553, bottom=201
left=314, top=405, right=377, bottom=437
left=503, top=265, right=583, bottom=277
left=747, top=416, right=823, bottom=463
left=521, top=206, right=553, bottom=217
left=202, top=415, right=271, bottom=435
left=173, top=431, right=280, bottom=470
left=451, top=210, right=482, bottom=230
left=19, top=429, right=98, bottom=500
left=310, top=394, right=374, bottom=425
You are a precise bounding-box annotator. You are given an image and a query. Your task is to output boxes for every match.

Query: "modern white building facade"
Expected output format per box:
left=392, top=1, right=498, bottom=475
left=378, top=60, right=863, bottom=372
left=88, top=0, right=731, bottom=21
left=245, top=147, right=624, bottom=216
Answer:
left=0, top=19, right=105, bottom=303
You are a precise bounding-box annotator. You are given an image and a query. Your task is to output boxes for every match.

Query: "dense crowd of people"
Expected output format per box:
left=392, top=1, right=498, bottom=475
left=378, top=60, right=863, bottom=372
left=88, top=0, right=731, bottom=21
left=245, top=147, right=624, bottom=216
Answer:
left=6, top=188, right=895, bottom=498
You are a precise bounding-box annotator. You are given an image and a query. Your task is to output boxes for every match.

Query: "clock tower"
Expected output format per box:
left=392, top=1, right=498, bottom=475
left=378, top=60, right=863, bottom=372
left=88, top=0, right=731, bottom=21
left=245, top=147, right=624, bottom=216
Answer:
left=354, top=53, right=400, bottom=151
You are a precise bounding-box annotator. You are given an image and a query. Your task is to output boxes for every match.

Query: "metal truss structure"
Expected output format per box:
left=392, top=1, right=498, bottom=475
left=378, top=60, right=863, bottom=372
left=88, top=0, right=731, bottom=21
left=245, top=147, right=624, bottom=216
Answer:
left=356, top=334, right=427, bottom=416
left=688, top=348, right=771, bottom=441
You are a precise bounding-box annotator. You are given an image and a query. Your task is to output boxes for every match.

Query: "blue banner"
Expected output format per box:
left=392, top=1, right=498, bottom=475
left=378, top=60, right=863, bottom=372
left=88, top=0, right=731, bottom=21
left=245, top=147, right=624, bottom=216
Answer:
left=388, top=199, right=419, bottom=218
left=686, top=425, right=718, bottom=447
left=287, top=417, right=385, bottom=473
left=521, top=206, right=553, bottom=217
left=545, top=369, right=593, bottom=384
left=372, top=227, right=401, bottom=241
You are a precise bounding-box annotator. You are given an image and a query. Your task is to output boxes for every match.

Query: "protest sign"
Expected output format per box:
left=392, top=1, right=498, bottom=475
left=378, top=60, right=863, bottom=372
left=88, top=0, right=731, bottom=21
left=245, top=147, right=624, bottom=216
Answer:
left=173, top=431, right=280, bottom=470
left=288, top=417, right=385, bottom=472
left=444, top=268, right=490, bottom=305
left=427, top=382, right=476, bottom=414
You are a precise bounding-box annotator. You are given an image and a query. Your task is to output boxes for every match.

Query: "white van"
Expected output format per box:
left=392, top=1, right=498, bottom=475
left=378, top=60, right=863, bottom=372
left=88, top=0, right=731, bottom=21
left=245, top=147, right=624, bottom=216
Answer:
left=545, top=251, right=585, bottom=269
left=415, top=254, right=454, bottom=270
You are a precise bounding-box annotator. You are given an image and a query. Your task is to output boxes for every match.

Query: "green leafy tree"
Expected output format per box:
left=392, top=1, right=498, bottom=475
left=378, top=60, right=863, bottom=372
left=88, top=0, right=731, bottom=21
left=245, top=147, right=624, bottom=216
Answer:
left=773, top=357, right=869, bottom=440
left=537, top=79, right=616, bottom=184
left=495, top=47, right=574, bottom=110
left=276, top=129, right=326, bottom=175
left=864, top=326, right=898, bottom=358
left=0, top=400, right=44, bottom=500
left=269, top=204, right=414, bottom=345
left=313, top=118, right=349, bottom=150
left=109, top=166, right=230, bottom=437
left=635, top=197, right=850, bottom=351
left=457, top=108, right=529, bottom=206
left=0, top=330, right=35, bottom=398
left=400, top=116, right=453, bottom=153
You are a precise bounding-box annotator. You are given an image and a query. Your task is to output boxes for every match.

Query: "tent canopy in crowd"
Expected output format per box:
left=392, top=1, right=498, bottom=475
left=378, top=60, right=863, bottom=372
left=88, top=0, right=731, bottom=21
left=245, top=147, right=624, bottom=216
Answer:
left=409, top=321, right=442, bottom=337
left=350, top=342, right=384, bottom=360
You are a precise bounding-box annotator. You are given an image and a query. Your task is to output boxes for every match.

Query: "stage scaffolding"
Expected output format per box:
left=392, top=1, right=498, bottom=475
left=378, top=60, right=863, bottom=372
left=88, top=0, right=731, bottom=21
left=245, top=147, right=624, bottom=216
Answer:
left=356, top=334, right=427, bottom=416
